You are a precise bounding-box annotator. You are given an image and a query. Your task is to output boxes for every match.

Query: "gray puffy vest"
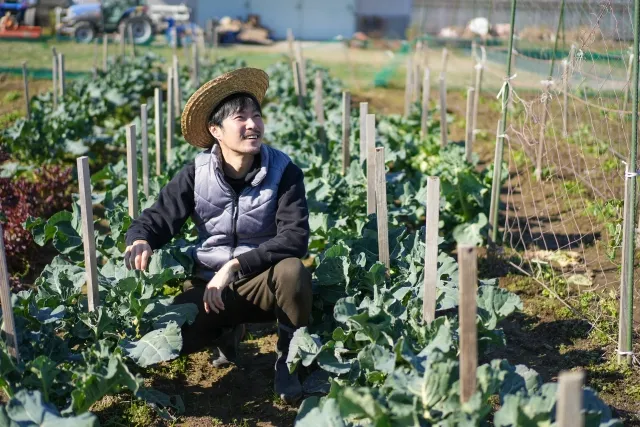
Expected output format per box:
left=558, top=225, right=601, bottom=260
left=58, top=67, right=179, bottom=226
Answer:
left=190, top=143, right=291, bottom=281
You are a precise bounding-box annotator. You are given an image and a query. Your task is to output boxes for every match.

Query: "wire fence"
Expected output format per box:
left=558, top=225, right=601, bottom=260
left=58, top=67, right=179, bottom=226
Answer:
left=431, top=0, right=640, bottom=362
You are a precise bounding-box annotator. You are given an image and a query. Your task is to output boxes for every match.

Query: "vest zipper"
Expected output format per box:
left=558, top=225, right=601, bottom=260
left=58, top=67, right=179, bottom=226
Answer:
left=230, top=192, right=240, bottom=259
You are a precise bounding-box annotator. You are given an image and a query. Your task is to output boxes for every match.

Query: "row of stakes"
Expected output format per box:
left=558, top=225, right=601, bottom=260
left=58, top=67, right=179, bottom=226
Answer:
left=8, top=46, right=588, bottom=423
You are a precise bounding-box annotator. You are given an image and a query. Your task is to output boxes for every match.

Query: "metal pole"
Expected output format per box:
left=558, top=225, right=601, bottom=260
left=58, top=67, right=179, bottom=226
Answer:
left=618, top=0, right=639, bottom=365
left=490, top=0, right=517, bottom=245
left=21, top=62, right=30, bottom=120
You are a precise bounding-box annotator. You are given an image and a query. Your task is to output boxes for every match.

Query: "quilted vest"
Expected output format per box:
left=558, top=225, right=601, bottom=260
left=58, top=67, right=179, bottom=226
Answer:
left=190, top=143, right=291, bottom=281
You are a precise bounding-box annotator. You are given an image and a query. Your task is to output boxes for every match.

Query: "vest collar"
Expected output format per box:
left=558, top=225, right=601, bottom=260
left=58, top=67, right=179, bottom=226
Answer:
left=210, top=143, right=270, bottom=188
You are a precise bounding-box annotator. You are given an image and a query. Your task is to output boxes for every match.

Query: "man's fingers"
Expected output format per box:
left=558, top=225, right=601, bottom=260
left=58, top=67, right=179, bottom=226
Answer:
left=140, top=250, right=151, bottom=271
left=213, top=289, right=225, bottom=311
left=203, top=289, right=219, bottom=314
left=124, top=249, right=131, bottom=270
left=204, top=301, right=210, bottom=314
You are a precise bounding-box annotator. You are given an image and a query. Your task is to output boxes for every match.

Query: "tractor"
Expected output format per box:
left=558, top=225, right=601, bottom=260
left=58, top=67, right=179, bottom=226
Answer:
left=57, top=0, right=154, bottom=44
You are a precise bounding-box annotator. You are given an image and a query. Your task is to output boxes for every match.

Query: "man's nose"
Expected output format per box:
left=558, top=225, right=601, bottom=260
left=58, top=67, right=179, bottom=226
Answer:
left=245, top=117, right=257, bottom=129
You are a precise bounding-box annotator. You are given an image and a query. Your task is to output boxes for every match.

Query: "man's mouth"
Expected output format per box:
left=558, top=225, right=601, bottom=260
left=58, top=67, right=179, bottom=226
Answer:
left=244, top=134, right=261, bottom=140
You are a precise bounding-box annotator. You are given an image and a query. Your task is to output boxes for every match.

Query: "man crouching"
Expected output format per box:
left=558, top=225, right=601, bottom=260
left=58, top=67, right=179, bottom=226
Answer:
left=123, top=68, right=312, bottom=404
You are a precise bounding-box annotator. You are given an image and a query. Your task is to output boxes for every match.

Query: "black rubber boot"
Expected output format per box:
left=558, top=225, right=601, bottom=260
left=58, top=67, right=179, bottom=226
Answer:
left=274, top=323, right=303, bottom=404
left=211, top=324, right=245, bottom=368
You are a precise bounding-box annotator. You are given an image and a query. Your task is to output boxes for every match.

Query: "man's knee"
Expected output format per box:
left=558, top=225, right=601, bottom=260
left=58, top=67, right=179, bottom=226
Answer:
left=273, top=258, right=312, bottom=300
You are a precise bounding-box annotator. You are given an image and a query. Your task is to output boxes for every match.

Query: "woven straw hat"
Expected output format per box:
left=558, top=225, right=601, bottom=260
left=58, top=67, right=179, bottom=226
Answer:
left=181, top=67, right=269, bottom=148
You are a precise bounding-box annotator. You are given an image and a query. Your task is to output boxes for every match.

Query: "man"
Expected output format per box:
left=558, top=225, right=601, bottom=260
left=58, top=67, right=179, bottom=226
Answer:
left=124, top=68, right=312, bottom=404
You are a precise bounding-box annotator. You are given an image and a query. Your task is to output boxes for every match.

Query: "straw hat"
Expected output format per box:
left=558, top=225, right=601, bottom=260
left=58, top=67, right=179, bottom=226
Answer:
left=181, top=67, right=269, bottom=148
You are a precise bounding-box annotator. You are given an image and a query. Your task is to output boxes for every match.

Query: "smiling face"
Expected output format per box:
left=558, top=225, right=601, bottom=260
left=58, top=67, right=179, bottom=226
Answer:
left=207, top=94, right=264, bottom=156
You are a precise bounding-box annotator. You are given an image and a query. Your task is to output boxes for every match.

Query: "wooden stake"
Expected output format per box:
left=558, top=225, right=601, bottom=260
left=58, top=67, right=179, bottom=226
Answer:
left=562, top=60, right=569, bottom=137
left=423, top=176, right=440, bottom=324
left=21, top=62, right=30, bottom=120
left=458, top=244, right=478, bottom=403
left=52, top=48, right=58, bottom=108
left=618, top=162, right=632, bottom=364
left=359, top=102, right=368, bottom=164
left=166, top=68, right=175, bottom=165
left=57, top=53, right=65, bottom=99
left=441, top=48, right=449, bottom=76
left=439, top=74, right=448, bottom=147
left=472, top=60, right=484, bottom=145
left=212, top=26, right=219, bottom=61
left=375, top=147, right=389, bottom=268
left=92, top=38, right=99, bottom=77
left=295, top=42, right=307, bottom=97
left=183, top=37, right=190, bottom=74
left=292, top=61, right=304, bottom=108
left=171, top=27, right=178, bottom=57
left=413, top=61, right=422, bottom=104
left=128, top=23, right=136, bottom=59
left=624, top=53, right=634, bottom=112
left=154, top=87, right=163, bottom=176
left=535, top=83, right=551, bottom=181
left=126, top=124, right=139, bottom=219
left=120, top=25, right=125, bottom=59
left=489, top=120, right=503, bottom=243
left=0, top=225, right=19, bottom=361
left=342, top=91, right=351, bottom=176
left=465, top=87, right=475, bottom=163
left=140, top=104, right=149, bottom=197
left=420, top=67, right=431, bottom=138
left=103, top=33, right=108, bottom=71
left=314, top=70, right=325, bottom=125
left=77, top=157, right=100, bottom=312
left=287, top=28, right=295, bottom=60
left=366, top=114, right=376, bottom=216
left=404, top=56, right=414, bottom=117
left=557, top=370, right=585, bottom=427
left=173, top=55, right=182, bottom=114
left=192, top=42, right=200, bottom=87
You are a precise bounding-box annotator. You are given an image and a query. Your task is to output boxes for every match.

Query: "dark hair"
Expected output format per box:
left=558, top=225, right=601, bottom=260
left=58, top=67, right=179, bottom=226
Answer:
left=208, top=93, right=262, bottom=128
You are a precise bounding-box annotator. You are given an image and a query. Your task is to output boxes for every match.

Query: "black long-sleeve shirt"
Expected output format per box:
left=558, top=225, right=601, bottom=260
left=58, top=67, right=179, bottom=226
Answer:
left=125, top=156, right=310, bottom=278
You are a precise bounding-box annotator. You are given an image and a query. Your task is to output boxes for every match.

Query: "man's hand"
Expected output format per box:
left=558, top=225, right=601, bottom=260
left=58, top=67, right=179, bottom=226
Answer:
left=204, top=259, right=241, bottom=314
left=124, top=240, right=153, bottom=271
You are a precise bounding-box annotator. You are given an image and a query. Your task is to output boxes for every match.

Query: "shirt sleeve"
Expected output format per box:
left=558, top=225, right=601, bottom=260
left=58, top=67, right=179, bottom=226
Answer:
left=235, top=162, right=310, bottom=277
left=125, top=161, right=195, bottom=249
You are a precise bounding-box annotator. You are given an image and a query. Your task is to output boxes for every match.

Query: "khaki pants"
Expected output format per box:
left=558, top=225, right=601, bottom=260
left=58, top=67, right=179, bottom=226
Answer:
left=174, top=257, right=313, bottom=355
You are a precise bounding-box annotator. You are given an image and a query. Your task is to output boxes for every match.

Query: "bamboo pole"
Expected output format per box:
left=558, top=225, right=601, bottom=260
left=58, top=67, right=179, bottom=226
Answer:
left=141, top=104, right=149, bottom=197
left=624, top=53, right=634, bottom=112
left=441, top=48, right=449, bottom=76
left=166, top=68, right=175, bottom=165
left=375, top=147, right=390, bottom=268
left=366, top=114, right=376, bottom=216
left=0, top=225, right=19, bottom=361
left=342, top=91, right=351, bottom=176
left=52, top=48, right=58, bottom=108
left=359, top=102, right=368, bottom=164
left=171, top=27, right=178, bottom=57
left=562, top=59, right=569, bottom=137
left=404, top=56, right=414, bottom=117
left=21, top=62, right=30, bottom=120
left=77, top=156, right=100, bottom=311
left=458, top=244, right=478, bottom=403
left=126, top=124, right=139, bottom=219
left=439, top=74, right=448, bottom=147
left=618, top=0, right=639, bottom=366
left=557, top=370, right=585, bottom=427
left=491, top=0, right=517, bottom=244
left=535, top=82, right=551, bottom=181
left=489, top=120, right=503, bottom=244
left=423, top=176, right=440, bottom=324
left=92, top=38, right=99, bottom=78
left=128, top=23, right=136, bottom=59
left=465, top=87, right=475, bottom=163
left=154, top=88, right=163, bottom=176
left=57, top=53, right=65, bottom=99
left=421, top=68, right=431, bottom=138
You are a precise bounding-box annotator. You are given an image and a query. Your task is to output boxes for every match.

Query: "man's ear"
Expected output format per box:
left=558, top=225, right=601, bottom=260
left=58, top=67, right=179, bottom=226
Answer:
left=208, top=124, right=222, bottom=141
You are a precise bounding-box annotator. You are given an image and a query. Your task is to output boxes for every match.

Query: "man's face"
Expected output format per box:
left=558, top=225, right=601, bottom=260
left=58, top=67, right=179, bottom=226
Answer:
left=209, top=104, right=264, bottom=155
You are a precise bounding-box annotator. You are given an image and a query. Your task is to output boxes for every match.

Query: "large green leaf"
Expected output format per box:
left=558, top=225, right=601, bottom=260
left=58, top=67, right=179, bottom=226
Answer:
left=6, top=390, right=98, bottom=426
left=122, top=322, right=182, bottom=367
